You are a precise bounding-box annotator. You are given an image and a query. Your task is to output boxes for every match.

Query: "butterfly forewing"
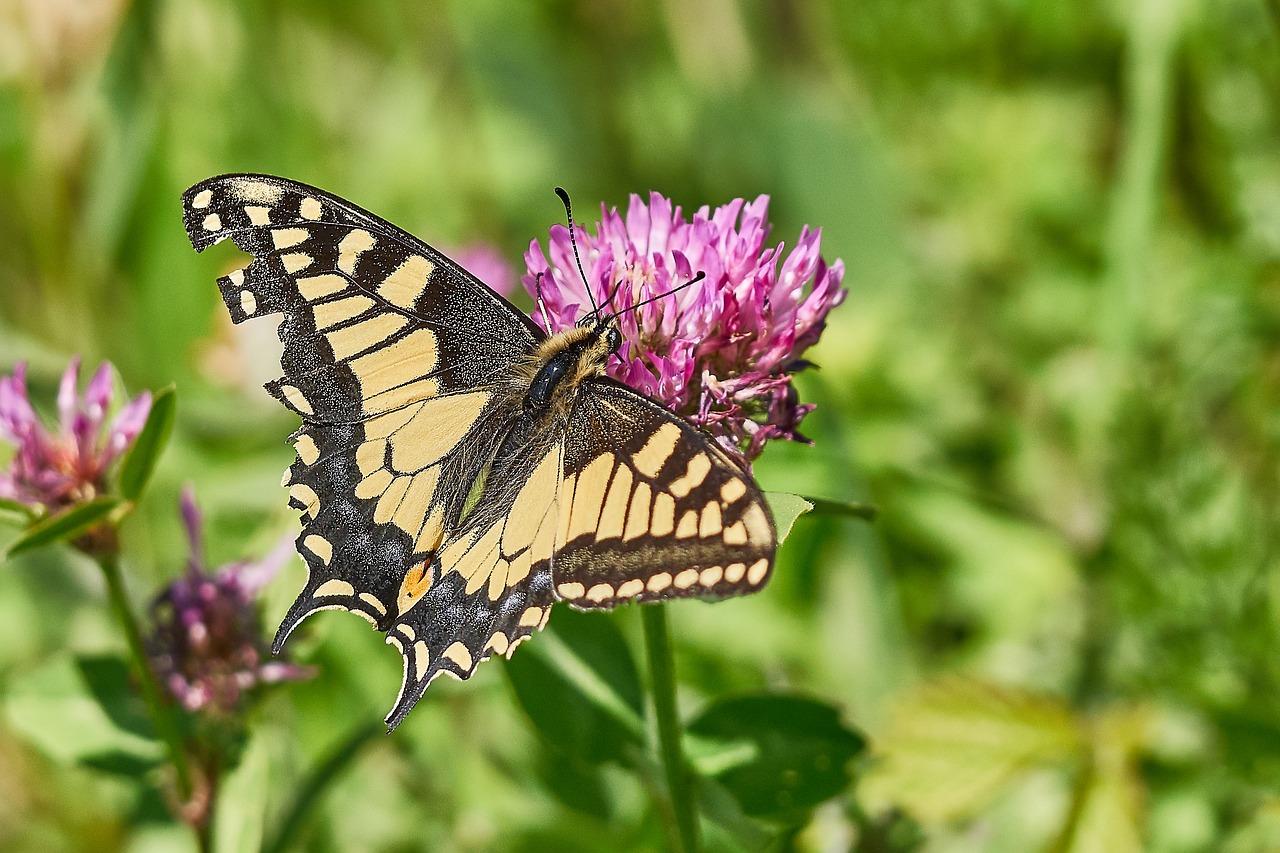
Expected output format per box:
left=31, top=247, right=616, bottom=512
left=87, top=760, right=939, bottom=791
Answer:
left=181, top=174, right=537, bottom=643
left=550, top=378, right=776, bottom=608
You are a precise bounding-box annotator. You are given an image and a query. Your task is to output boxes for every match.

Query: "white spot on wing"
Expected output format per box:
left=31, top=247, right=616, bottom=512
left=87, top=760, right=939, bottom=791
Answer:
left=314, top=577, right=353, bottom=597
left=231, top=178, right=284, bottom=206
left=558, top=582, right=585, bottom=600
left=304, top=535, right=333, bottom=565
left=443, top=641, right=473, bottom=671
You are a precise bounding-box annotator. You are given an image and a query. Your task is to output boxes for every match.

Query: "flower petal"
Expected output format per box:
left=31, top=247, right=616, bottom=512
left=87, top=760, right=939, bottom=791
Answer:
left=56, top=357, right=82, bottom=434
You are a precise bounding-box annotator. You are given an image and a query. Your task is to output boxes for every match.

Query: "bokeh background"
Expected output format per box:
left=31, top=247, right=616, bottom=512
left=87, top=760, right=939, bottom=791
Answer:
left=2, top=0, right=1280, bottom=851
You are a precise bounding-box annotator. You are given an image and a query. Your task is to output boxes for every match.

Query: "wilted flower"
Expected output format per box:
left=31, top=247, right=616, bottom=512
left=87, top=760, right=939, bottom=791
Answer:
left=148, top=488, right=311, bottom=714
left=523, top=193, right=845, bottom=460
left=0, top=358, right=151, bottom=512
left=455, top=243, right=518, bottom=298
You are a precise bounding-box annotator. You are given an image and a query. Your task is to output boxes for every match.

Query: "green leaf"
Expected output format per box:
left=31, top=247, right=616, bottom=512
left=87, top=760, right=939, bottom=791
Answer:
left=534, top=746, right=615, bottom=818
left=80, top=750, right=163, bottom=778
left=803, top=496, right=877, bottom=522
left=861, top=678, right=1082, bottom=823
left=75, top=655, right=155, bottom=740
left=763, top=493, right=813, bottom=543
left=505, top=608, right=645, bottom=765
left=1052, top=706, right=1148, bottom=853
left=686, top=693, right=866, bottom=824
left=0, top=497, right=35, bottom=521
left=262, top=720, right=382, bottom=853
left=694, top=775, right=777, bottom=852
left=214, top=730, right=271, bottom=853
left=5, top=653, right=163, bottom=768
left=117, top=384, right=176, bottom=502
left=5, top=496, right=121, bottom=558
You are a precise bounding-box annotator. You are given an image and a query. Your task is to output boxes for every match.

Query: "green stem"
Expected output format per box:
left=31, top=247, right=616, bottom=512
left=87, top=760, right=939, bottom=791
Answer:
left=97, top=551, right=194, bottom=800
left=642, top=605, right=699, bottom=853
left=1097, top=0, right=1185, bottom=390
left=263, top=721, right=383, bottom=853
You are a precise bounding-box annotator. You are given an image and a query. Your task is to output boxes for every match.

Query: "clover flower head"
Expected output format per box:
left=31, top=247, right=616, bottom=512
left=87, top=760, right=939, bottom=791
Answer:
left=148, top=488, right=311, bottom=715
left=522, top=192, right=846, bottom=461
left=0, top=358, right=151, bottom=512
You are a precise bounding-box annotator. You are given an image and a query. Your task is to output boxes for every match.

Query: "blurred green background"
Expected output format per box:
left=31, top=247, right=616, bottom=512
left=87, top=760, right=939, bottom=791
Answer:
left=2, top=0, right=1280, bottom=850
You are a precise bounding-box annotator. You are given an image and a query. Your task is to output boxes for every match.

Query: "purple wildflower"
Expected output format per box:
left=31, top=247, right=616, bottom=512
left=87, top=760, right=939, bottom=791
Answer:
left=523, top=193, right=845, bottom=461
left=0, top=358, right=151, bottom=512
left=148, top=488, right=311, bottom=715
left=454, top=243, right=518, bottom=298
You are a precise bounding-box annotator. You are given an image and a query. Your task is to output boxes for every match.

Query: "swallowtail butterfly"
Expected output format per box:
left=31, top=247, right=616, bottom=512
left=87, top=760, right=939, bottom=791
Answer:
left=182, top=175, right=776, bottom=728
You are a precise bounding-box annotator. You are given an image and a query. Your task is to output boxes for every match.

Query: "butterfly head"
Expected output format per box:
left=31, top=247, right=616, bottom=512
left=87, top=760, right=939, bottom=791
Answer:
left=570, top=315, right=623, bottom=377
left=553, top=187, right=697, bottom=365
left=575, top=311, right=623, bottom=355
left=526, top=313, right=622, bottom=413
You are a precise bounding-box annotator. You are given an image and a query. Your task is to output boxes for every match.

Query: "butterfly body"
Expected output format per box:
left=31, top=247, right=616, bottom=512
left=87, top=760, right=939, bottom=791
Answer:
left=524, top=323, right=617, bottom=413
left=182, top=174, right=776, bottom=728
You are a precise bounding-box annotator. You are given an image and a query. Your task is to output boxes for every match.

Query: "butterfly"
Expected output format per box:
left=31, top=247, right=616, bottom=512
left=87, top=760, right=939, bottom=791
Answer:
left=181, top=174, right=776, bottom=729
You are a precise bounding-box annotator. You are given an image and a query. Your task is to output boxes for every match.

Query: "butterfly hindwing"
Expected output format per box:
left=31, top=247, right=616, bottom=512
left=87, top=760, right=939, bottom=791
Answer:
left=180, top=174, right=537, bottom=644
left=550, top=378, right=776, bottom=609
left=384, top=417, right=563, bottom=728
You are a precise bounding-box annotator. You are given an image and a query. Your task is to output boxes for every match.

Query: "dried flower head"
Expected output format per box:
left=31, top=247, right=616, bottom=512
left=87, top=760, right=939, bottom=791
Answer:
left=523, top=193, right=845, bottom=461
left=0, top=358, right=151, bottom=512
left=148, top=488, right=311, bottom=714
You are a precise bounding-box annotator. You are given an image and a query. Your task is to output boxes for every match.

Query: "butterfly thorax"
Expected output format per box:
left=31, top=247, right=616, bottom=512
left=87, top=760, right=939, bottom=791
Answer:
left=523, top=321, right=621, bottom=415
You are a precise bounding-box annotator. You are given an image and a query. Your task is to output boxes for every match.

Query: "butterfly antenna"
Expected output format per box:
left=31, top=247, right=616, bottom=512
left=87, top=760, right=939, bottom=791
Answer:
left=607, top=270, right=706, bottom=322
left=534, top=271, right=552, bottom=330
left=599, top=274, right=624, bottom=317
left=555, top=187, right=598, bottom=315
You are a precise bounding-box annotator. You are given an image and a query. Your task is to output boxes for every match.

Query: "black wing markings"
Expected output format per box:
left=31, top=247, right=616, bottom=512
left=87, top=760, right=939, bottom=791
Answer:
left=183, top=173, right=545, bottom=343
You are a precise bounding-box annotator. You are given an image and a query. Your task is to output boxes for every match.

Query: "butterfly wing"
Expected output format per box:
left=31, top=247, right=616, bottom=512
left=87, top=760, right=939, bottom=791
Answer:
left=383, top=413, right=564, bottom=728
left=379, top=377, right=777, bottom=728
left=181, top=174, right=538, bottom=647
left=551, top=378, right=776, bottom=608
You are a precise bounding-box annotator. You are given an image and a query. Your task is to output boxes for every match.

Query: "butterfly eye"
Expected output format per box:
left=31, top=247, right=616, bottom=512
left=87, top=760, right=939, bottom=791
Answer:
left=605, top=327, right=622, bottom=353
